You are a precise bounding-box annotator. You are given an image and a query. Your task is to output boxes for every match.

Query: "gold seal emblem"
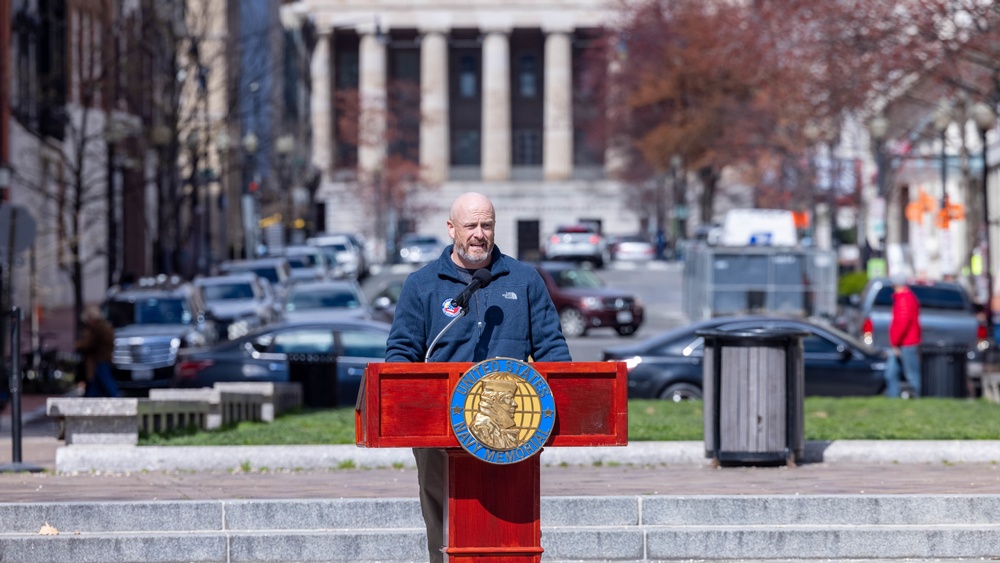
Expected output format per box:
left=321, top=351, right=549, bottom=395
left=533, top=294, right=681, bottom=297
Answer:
left=450, top=358, right=556, bottom=464
left=468, top=374, right=525, bottom=450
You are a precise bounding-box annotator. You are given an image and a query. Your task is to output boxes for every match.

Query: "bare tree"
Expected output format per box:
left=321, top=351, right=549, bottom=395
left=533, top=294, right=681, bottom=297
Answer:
left=336, top=77, right=441, bottom=261
left=582, top=0, right=946, bottom=227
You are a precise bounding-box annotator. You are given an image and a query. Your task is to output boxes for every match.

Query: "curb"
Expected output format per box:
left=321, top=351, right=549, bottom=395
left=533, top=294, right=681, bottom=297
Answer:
left=52, top=440, right=1000, bottom=474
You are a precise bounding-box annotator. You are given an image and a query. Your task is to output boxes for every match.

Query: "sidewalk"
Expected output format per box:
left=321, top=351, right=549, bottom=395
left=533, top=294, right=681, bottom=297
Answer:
left=5, top=392, right=1000, bottom=503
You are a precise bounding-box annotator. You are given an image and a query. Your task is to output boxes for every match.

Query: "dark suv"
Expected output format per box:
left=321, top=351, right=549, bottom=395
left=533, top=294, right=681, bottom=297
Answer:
left=104, top=276, right=218, bottom=396
left=534, top=262, right=644, bottom=338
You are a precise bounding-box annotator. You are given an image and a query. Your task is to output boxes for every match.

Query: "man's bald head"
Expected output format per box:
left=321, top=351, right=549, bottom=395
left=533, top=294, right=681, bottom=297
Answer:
left=450, top=192, right=494, bottom=222
left=448, top=192, right=496, bottom=268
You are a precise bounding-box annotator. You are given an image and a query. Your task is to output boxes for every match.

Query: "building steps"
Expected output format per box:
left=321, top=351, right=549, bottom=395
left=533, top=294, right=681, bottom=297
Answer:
left=1, top=495, right=998, bottom=562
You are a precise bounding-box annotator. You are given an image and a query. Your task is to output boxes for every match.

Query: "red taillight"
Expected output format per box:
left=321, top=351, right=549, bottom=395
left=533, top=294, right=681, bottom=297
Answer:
left=862, top=318, right=873, bottom=335
left=175, top=359, right=214, bottom=379
left=589, top=235, right=600, bottom=244
left=549, top=235, right=560, bottom=244
left=978, top=323, right=988, bottom=341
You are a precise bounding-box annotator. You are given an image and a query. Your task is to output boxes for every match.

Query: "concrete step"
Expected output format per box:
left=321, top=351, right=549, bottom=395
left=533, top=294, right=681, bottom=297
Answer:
left=2, top=495, right=999, bottom=562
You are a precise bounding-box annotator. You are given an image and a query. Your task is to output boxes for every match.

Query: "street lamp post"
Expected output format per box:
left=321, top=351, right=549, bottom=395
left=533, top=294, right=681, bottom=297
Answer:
left=934, top=104, right=952, bottom=275
left=972, top=101, right=997, bottom=337
left=105, top=119, right=126, bottom=287
left=275, top=134, right=295, bottom=249
left=934, top=104, right=951, bottom=209
left=186, top=131, right=203, bottom=276
left=825, top=126, right=841, bottom=250
left=242, top=131, right=260, bottom=258
left=211, top=131, right=231, bottom=269
left=150, top=124, right=174, bottom=274
left=860, top=115, right=890, bottom=271
left=670, top=154, right=686, bottom=258
left=868, top=116, right=890, bottom=260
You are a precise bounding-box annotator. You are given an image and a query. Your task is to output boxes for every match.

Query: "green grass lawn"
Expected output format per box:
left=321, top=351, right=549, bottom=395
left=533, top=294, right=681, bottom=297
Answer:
left=140, top=397, right=1000, bottom=446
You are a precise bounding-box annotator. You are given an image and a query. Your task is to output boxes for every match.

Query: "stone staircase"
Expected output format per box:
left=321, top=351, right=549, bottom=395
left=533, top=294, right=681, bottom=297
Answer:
left=2, top=494, right=999, bottom=562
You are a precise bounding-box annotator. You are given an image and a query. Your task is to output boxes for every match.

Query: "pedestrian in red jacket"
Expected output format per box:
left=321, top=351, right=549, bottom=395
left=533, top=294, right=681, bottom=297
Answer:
left=884, top=275, right=922, bottom=397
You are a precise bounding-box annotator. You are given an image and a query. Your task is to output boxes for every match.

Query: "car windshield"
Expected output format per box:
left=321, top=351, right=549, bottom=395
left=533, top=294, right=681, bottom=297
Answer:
left=287, top=256, right=312, bottom=268
left=547, top=267, right=603, bottom=289
left=249, top=267, right=280, bottom=284
left=403, top=236, right=439, bottom=246
left=286, top=288, right=361, bottom=311
left=201, top=283, right=255, bottom=301
left=873, top=284, right=968, bottom=310
left=106, top=298, right=192, bottom=327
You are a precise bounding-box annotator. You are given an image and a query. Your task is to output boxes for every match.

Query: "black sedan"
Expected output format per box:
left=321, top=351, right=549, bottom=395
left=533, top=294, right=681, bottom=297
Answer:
left=172, top=319, right=390, bottom=408
left=602, top=315, right=890, bottom=401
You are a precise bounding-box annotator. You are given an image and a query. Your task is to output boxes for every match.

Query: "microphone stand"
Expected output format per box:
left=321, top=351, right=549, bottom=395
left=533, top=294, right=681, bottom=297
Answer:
left=425, top=305, right=467, bottom=362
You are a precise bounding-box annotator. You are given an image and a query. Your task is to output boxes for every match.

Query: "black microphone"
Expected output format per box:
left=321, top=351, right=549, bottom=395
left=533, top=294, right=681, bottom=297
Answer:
left=450, top=269, right=493, bottom=310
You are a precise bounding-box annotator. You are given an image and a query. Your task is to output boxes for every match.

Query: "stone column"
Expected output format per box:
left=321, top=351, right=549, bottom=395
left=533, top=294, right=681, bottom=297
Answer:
left=358, top=23, right=387, bottom=180
left=543, top=28, right=573, bottom=181
left=419, top=28, right=450, bottom=185
left=604, top=50, right=629, bottom=178
left=310, top=30, right=333, bottom=180
left=481, top=28, right=511, bottom=182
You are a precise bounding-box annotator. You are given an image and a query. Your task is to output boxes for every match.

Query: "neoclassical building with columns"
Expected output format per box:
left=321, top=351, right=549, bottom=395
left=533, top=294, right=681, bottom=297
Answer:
left=304, top=0, right=657, bottom=262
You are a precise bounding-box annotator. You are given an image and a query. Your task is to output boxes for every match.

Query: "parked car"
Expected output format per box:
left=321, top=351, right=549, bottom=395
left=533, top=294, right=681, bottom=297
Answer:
left=281, top=279, right=371, bottom=322
left=173, top=319, right=391, bottom=408
left=219, top=257, right=292, bottom=294
left=278, top=245, right=331, bottom=282
left=857, top=278, right=992, bottom=381
left=602, top=315, right=891, bottom=401
left=325, top=231, right=370, bottom=279
left=542, top=224, right=610, bottom=268
left=104, top=276, right=219, bottom=396
left=610, top=234, right=656, bottom=262
left=193, top=273, right=278, bottom=341
left=534, top=262, right=644, bottom=338
left=365, top=275, right=408, bottom=324
left=396, top=233, right=446, bottom=265
left=308, top=234, right=364, bottom=280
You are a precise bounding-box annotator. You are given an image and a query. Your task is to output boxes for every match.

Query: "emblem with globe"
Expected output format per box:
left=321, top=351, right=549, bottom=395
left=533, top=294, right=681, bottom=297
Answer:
left=450, top=359, right=557, bottom=464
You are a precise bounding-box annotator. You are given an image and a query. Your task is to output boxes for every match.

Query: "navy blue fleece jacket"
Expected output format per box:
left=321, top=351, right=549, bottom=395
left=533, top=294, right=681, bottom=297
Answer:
left=385, top=245, right=571, bottom=363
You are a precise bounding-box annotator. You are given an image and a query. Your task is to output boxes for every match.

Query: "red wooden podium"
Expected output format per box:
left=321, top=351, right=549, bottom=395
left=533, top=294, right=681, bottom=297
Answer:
left=356, top=361, right=628, bottom=562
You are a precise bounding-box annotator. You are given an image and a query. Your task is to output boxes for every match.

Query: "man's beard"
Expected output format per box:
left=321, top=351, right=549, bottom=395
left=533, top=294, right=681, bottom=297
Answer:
left=457, top=242, right=490, bottom=265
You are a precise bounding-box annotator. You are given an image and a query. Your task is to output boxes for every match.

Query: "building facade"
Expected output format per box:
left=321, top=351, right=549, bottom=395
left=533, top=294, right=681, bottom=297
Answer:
left=303, top=0, right=659, bottom=262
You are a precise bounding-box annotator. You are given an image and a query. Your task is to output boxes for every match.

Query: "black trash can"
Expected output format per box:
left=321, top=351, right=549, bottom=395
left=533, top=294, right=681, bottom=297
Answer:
left=918, top=344, right=967, bottom=398
left=288, top=354, right=338, bottom=408
left=698, top=327, right=807, bottom=466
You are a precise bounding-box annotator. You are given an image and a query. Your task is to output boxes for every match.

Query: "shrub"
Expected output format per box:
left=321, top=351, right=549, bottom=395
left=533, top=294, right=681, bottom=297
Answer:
left=838, top=271, right=868, bottom=298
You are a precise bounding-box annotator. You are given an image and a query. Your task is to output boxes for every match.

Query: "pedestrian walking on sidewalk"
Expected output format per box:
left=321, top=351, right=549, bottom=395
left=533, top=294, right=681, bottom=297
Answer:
left=884, top=274, right=922, bottom=398
left=75, top=306, right=120, bottom=398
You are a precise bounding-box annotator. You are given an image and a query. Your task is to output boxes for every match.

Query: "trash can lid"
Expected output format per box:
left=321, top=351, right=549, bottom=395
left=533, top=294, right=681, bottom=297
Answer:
left=696, top=327, right=810, bottom=343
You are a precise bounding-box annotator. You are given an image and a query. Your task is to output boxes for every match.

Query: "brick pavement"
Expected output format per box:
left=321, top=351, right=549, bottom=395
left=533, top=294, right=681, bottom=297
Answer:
left=5, top=411, right=1000, bottom=502
left=3, top=448, right=1000, bottom=503
left=7, top=391, right=1000, bottom=502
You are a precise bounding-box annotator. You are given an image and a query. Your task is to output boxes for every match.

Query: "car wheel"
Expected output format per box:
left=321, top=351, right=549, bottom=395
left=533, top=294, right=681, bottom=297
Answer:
left=615, top=325, right=637, bottom=337
left=559, top=308, right=587, bottom=338
left=659, top=383, right=703, bottom=402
